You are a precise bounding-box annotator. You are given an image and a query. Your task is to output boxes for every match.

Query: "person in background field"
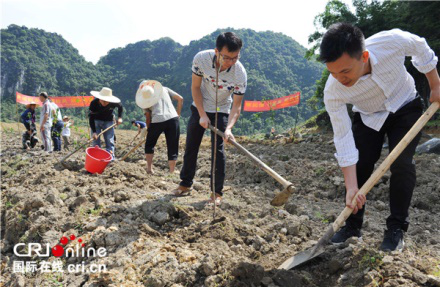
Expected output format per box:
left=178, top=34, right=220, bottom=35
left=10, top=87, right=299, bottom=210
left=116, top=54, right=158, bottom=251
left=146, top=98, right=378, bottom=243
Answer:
left=88, top=87, right=123, bottom=158
left=61, top=116, right=74, bottom=150
left=320, top=23, right=439, bottom=251
left=49, top=97, right=63, bottom=151
left=20, top=101, right=37, bottom=135
left=135, top=80, right=183, bottom=174
left=131, top=120, right=147, bottom=141
left=39, top=92, right=53, bottom=152
left=173, top=32, right=247, bottom=206
left=22, top=122, right=39, bottom=150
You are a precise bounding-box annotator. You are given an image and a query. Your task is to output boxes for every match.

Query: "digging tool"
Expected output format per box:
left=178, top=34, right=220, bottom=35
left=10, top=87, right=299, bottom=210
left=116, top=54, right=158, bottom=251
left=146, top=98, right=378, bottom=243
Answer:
left=211, top=54, right=223, bottom=219
left=60, top=123, right=117, bottom=166
left=279, top=101, right=440, bottom=270
left=118, top=134, right=139, bottom=158
left=208, top=124, right=296, bottom=205
left=120, top=138, right=147, bottom=161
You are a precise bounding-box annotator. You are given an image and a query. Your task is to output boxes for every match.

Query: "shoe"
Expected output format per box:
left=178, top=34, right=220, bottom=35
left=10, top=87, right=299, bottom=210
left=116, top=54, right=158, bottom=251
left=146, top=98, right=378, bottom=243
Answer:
left=172, top=186, right=191, bottom=197
left=209, top=193, right=222, bottom=206
left=331, top=225, right=362, bottom=244
left=380, top=228, right=404, bottom=252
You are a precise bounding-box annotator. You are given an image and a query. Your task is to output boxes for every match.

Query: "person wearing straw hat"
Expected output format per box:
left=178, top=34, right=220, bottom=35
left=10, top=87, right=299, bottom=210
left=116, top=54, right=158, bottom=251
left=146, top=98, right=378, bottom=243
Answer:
left=136, top=80, right=183, bottom=174
left=21, top=101, right=38, bottom=150
left=172, top=32, right=247, bottom=205
left=39, top=92, right=53, bottom=152
left=319, top=23, right=439, bottom=251
left=88, top=87, right=123, bottom=157
left=20, top=101, right=37, bottom=135
left=61, top=116, right=74, bottom=150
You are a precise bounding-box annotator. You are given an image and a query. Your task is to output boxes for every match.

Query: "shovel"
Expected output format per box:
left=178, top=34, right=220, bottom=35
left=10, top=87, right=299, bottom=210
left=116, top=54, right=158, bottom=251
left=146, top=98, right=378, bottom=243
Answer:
left=208, top=124, right=296, bottom=206
left=60, top=123, right=117, bottom=166
left=279, top=102, right=440, bottom=270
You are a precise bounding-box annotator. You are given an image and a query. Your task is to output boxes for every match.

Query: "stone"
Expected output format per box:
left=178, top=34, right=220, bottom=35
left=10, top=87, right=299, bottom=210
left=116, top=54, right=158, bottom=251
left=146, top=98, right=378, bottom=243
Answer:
left=151, top=212, right=170, bottom=226
left=416, top=138, right=440, bottom=154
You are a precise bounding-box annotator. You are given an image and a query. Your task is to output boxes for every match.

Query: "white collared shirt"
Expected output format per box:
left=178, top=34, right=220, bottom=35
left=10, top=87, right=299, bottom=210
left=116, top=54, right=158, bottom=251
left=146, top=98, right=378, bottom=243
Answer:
left=324, top=29, right=438, bottom=167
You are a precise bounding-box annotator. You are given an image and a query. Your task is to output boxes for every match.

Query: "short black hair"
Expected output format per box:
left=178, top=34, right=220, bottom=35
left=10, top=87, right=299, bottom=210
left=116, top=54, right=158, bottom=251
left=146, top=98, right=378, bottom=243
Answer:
left=131, top=120, right=135, bottom=124
left=319, top=23, right=365, bottom=63
left=39, top=92, right=48, bottom=98
left=216, top=32, right=242, bottom=52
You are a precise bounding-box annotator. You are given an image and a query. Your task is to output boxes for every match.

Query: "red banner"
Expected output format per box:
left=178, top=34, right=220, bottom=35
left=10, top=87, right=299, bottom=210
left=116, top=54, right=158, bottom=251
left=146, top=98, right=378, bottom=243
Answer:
left=16, top=92, right=94, bottom=108
left=243, top=92, right=300, bottom=112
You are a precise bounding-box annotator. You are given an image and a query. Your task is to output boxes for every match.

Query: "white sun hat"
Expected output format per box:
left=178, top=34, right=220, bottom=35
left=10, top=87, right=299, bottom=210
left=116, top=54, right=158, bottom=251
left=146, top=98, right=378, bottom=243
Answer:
left=90, top=87, right=121, bottom=103
left=135, top=80, right=163, bottom=109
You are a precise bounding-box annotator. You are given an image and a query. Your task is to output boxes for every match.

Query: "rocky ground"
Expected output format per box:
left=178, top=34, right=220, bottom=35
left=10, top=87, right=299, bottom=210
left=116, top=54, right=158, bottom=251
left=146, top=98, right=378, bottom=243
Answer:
left=1, top=122, right=440, bottom=287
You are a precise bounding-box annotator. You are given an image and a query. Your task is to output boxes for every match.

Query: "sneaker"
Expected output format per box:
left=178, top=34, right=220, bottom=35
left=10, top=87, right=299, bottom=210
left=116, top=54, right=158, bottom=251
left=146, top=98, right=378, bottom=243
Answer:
left=331, top=225, right=362, bottom=244
left=380, top=228, right=404, bottom=252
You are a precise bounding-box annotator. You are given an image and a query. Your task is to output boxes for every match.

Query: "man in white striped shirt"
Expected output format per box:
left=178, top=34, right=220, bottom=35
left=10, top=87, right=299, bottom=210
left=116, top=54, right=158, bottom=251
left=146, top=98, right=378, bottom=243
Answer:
left=320, top=23, right=439, bottom=251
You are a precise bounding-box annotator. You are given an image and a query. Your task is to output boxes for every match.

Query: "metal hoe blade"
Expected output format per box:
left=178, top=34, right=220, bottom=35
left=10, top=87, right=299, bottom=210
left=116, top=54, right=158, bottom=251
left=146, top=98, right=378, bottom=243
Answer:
left=279, top=223, right=336, bottom=269
left=270, top=185, right=295, bottom=206
left=278, top=247, right=325, bottom=270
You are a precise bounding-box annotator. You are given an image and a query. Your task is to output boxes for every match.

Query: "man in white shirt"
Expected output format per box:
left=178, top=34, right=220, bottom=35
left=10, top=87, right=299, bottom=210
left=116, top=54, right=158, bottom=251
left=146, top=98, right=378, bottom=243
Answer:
left=49, top=97, right=63, bottom=151
left=173, top=32, right=247, bottom=205
left=320, top=23, right=440, bottom=251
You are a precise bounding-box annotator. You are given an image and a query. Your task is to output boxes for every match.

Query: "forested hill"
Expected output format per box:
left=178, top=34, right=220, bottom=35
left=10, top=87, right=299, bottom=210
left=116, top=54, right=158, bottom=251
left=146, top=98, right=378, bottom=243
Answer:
left=1, top=25, right=324, bottom=134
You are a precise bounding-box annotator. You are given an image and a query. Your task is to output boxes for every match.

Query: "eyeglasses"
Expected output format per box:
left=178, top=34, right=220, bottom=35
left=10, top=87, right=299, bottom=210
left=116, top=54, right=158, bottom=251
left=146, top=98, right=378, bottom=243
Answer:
left=219, top=53, right=240, bottom=62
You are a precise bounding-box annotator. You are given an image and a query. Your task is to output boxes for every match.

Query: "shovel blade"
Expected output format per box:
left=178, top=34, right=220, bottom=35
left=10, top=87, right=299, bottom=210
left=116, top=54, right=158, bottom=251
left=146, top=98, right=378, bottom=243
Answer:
left=270, top=185, right=294, bottom=206
left=278, top=247, right=325, bottom=270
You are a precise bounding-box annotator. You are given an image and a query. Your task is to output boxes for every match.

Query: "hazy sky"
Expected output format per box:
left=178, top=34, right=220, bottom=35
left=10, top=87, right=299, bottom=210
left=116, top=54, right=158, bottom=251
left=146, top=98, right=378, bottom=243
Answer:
left=1, top=0, right=353, bottom=64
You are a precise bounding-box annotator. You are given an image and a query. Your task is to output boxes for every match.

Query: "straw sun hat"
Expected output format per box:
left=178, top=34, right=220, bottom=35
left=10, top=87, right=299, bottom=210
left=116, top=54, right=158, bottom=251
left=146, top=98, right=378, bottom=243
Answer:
left=26, top=101, right=37, bottom=109
left=135, top=80, right=163, bottom=109
left=90, top=87, right=121, bottom=103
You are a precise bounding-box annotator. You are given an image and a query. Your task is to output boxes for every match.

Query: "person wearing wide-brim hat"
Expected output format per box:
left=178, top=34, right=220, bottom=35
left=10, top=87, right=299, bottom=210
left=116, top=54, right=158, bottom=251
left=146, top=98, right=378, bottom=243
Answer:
left=136, top=80, right=183, bottom=174
left=20, top=101, right=37, bottom=135
left=88, top=87, right=123, bottom=157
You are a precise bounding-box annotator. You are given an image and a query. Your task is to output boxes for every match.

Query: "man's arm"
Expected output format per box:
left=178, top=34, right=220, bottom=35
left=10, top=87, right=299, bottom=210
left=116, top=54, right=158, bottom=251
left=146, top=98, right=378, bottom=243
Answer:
left=116, top=103, right=123, bottom=125
left=41, top=113, right=48, bottom=131
left=133, top=124, right=141, bottom=139
left=341, top=165, right=366, bottom=214
left=223, top=94, right=244, bottom=142
left=192, top=73, right=209, bottom=128
left=145, top=110, right=152, bottom=129
left=324, top=92, right=366, bottom=212
left=426, top=68, right=440, bottom=103
left=167, top=88, right=184, bottom=116
left=40, top=104, right=49, bottom=131
left=88, top=101, right=97, bottom=137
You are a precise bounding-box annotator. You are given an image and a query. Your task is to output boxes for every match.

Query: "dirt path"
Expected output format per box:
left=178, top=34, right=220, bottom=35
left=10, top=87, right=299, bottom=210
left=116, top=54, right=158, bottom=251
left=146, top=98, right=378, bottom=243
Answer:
left=1, top=122, right=439, bottom=286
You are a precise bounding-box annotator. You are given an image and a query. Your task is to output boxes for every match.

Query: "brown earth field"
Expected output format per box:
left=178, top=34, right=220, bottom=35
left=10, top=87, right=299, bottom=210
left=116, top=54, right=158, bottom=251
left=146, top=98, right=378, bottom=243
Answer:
left=1, top=122, right=440, bottom=287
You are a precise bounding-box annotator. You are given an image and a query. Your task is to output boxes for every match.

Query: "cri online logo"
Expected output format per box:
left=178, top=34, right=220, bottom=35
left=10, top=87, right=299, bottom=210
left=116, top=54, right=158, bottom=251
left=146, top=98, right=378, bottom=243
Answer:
left=14, top=234, right=106, bottom=258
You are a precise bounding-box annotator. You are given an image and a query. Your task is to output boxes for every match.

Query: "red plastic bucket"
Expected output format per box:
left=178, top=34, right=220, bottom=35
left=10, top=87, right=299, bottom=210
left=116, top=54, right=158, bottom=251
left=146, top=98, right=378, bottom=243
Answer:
left=85, top=146, right=112, bottom=174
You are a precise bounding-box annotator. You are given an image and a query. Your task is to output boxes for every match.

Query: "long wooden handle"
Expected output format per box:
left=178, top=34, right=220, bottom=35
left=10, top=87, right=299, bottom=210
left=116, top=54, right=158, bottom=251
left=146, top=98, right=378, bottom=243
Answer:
left=208, top=124, right=292, bottom=188
left=121, top=139, right=147, bottom=161
left=60, top=123, right=117, bottom=163
left=332, top=102, right=439, bottom=232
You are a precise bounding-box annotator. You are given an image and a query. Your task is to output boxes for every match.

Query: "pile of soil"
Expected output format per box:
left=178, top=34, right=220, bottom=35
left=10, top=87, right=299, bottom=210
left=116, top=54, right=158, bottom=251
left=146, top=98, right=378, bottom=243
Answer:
left=1, top=122, right=439, bottom=287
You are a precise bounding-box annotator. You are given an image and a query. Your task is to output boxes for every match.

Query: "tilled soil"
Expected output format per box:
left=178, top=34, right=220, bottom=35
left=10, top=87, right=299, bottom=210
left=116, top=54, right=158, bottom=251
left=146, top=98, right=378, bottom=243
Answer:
left=1, top=122, right=439, bottom=287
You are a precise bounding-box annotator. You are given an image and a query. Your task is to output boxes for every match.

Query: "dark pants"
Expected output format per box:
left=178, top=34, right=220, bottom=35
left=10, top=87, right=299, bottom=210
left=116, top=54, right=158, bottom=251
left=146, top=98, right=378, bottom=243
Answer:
left=347, top=97, right=423, bottom=231
left=145, top=117, right=180, bottom=160
left=180, top=105, right=228, bottom=196
left=51, top=121, right=63, bottom=151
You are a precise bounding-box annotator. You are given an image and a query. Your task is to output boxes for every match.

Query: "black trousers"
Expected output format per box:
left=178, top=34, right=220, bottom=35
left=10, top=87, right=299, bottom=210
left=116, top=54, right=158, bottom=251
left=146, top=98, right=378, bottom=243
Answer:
left=51, top=121, right=63, bottom=151
left=180, top=105, right=228, bottom=196
left=145, top=117, right=180, bottom=161
left=347, top=97, right=423, bottom=231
